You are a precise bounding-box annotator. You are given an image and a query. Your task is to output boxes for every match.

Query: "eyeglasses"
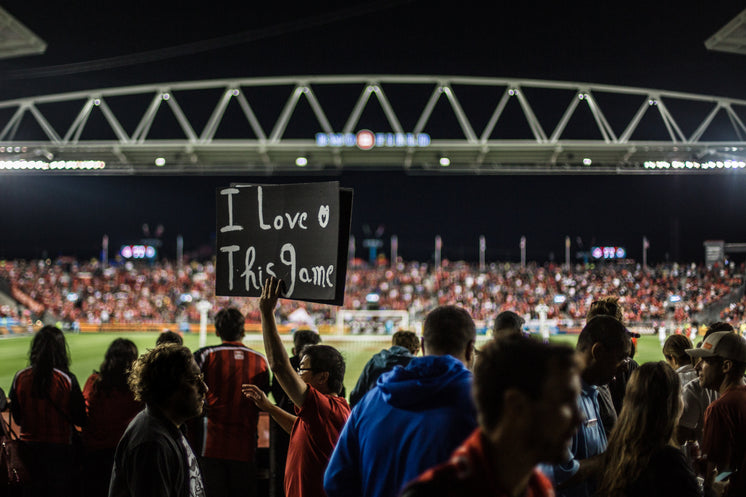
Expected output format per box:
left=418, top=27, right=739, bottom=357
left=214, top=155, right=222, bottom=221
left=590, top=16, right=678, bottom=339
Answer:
left=188, top=373, right=205, bottom=384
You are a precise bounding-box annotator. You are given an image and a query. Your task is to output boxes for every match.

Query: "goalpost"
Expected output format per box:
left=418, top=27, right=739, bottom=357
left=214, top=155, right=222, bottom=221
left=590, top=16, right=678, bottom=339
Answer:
left=335, top=309, right=411, bottom=335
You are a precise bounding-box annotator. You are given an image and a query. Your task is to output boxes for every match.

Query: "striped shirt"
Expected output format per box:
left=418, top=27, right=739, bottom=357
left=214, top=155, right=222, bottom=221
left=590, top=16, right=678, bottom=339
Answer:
left=9, top=366, right=86, bottom=444
left=193, top=342, right=270, bottom=461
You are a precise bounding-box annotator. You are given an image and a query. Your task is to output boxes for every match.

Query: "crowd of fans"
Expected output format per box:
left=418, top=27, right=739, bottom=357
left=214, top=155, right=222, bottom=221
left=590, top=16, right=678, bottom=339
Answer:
left=0, top=258, right=743, bottom=329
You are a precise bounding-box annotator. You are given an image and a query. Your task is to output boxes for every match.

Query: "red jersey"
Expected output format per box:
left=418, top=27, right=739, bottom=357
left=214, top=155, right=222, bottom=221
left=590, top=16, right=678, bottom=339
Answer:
left=194, top=341, right=270, bottom=461
left=9, top=366, right=86, bottom=444
left=401, top=429, right=555, bottom=497
left=81, top=372, right=143, bottom=451
left=702, top=385, right=746, bottom=497
left=285, top=386, right=350, bottom=497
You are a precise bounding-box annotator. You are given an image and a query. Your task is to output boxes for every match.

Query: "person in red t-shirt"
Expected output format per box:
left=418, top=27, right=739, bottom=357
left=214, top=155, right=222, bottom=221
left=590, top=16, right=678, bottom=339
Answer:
left=401, top=336, right=582, bottom=497
left=81, top=338, right=143, bottom=497
left=9, top=325, right=87, bottom=497
left=193, top=307, right=270, bottom=497
left=243, top=277, right=350, bottom=497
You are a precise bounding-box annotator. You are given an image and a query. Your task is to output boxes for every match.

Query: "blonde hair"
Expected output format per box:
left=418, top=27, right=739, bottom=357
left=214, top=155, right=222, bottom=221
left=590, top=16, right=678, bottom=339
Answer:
left=597, top=362, right=681, bottom=497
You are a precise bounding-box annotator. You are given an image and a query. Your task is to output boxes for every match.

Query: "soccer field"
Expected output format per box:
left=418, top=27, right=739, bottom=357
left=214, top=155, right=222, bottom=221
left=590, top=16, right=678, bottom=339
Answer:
left=0, top=331, right=668, bottom=399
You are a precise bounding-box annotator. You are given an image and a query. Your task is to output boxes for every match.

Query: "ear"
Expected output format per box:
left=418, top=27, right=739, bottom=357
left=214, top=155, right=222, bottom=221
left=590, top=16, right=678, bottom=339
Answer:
left=420, top=337, right=427, bottom=356
left=291, top=347, right=297, bottom=356
left=503, top=388, right=529, bottom=419
left=590, top=342, right=605, bottom=362
left=317, top=370, right=330, bottom=386
left=465, top=339, right=476, bottom=364
left=722, top=359, right=734, bottom=374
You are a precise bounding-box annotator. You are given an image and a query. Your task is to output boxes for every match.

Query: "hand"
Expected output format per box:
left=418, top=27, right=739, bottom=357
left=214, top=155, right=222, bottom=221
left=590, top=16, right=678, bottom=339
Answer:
left=242, top=384, right=273, bottom=411
left=259, top=277, right=283, bottom=316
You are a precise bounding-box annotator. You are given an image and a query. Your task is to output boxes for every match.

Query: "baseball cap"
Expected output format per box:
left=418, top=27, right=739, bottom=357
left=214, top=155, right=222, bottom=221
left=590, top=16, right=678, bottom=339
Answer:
left=686, top=331, right=746, bottom=363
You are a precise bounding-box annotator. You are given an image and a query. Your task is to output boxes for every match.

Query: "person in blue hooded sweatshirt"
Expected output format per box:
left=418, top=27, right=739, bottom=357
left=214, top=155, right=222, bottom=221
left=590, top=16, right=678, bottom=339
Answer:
left=324, top=305, right=477, bottom=497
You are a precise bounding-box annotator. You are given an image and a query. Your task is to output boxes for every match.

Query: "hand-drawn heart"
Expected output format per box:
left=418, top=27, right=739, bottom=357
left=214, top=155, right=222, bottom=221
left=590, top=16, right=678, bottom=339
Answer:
left=318, top=205, right=330, bottom=228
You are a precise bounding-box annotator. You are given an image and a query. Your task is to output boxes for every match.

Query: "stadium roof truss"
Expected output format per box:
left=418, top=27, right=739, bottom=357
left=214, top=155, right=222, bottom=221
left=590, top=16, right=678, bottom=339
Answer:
left=1, top=75, right=746, bottom=174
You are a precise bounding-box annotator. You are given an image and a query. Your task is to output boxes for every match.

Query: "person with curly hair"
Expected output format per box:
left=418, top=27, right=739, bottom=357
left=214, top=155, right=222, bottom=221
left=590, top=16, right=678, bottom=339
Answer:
left=109, top=343, right=207, bottom=497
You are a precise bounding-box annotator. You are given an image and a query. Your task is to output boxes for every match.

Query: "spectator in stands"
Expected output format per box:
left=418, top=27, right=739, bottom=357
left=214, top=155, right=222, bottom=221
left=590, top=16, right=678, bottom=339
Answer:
left=679, top=322, right=734, bottom=445
left=268, top=328, right=321, bottom=497
left=81, top=338, right=142, bottom=497
left=539, top=315, right=631, bottom=497
left=349, top=330, right=419, bottom=407
left=324, top=305, right=477, bottom=497
left=492, top=310, right=525, bottom=339
left=109, top=343, right=207, bottom=497
left=687, top=331, right=746, bottom=496
left=250, top=277, right=349, bottom=497
left=597, top=362, right=700, bottom=497
left=192, top=307, right=269, bottom=497
left=401, top=336, right=581, bottom=497
left=156, top=330, right=184, bottom=346
left=9, top=325, right=86, bottom=497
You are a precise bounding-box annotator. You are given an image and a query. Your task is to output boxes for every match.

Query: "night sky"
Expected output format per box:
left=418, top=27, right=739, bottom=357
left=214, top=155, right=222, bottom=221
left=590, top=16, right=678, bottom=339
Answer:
left=0, top=1, right=744, bottom=264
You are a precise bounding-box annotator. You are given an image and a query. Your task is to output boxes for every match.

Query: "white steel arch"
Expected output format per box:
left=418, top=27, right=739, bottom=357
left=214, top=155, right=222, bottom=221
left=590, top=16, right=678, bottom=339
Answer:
left=0, top=75, right=745, bottom=174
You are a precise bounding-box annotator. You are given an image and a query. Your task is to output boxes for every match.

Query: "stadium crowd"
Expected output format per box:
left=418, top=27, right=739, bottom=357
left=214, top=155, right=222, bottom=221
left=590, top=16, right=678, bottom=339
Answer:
left=3, top=290, right=746, bottom=497
left=0, top=258, right=743, bottom=329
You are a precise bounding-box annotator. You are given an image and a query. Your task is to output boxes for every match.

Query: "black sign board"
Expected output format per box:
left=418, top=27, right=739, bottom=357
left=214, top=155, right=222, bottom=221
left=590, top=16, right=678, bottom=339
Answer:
left=216, top=181, right=352, bottom=305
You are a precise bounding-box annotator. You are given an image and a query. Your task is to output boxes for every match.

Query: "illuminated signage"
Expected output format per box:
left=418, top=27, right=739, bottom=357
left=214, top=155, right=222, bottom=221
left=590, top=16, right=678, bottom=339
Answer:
left=316, top=130, right=430, bottom=149
left=120, top=245, right=157, bottom=259
left=591, top=246, right=626, bottom=260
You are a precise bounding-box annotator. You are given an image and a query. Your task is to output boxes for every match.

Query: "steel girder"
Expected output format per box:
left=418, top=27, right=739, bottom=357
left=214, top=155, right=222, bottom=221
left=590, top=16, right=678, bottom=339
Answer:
left=0, top=75, right=746, bottom=174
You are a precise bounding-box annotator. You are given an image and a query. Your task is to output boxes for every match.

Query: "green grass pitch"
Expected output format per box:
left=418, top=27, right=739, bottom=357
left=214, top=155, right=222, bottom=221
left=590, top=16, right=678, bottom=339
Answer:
left=0, top=332, right=669, bottom=400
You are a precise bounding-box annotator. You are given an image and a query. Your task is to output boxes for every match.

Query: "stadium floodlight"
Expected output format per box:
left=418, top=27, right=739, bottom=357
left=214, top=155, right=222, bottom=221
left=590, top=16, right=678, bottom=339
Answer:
left=154, top=157, right=166, bottom=166
left=582, top=158, right=592, bottom=166
left=439, top=157, right=450, bottom=167
left=295, top=156, right=308, bottom=167
left=231, top=89, right=240, bottom=96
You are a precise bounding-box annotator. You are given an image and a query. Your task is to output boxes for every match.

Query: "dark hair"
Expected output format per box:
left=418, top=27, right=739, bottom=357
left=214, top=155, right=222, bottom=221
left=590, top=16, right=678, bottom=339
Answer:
left=215, top=307, right=245, bottom=341
left=392, top=330, right=419, bottom=355
left=587, top=296, right=624, bottom=325
left=29, top=325, right=70, bottom=397
left=128, top=344, right=194, bottom=406
left=94, top=338, right=139, bottom=394
left=493, top=311, right=525, bottom=338
left=423, top=305, right=476, bottom=356
left=301, top=344, right=345, bottom=395
left=156, top=330, right=183, bottom=346
left=293, top=329, right=322, bottom=355
left=705, top=321, right=734, bottom=339
left=662, top=334, right=692, bottom=367
left=474, top=336, right=576, bottom=431
left=577, top=315, right=631, bottom=355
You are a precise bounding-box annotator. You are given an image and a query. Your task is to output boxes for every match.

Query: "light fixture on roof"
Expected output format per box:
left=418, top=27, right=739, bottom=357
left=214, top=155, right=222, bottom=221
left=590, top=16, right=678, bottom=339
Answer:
left=439, top=157, right=451, bottom=167
left=582, top=158, right=592, bottom=166
left=295, top=157, right=308, bottom=167
left=154, top=157, right=166, bottom=167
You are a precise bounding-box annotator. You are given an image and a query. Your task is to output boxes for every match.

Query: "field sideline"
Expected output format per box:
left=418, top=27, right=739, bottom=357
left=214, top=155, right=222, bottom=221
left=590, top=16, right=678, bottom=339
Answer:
left=0, top=332, right=667, bottom=399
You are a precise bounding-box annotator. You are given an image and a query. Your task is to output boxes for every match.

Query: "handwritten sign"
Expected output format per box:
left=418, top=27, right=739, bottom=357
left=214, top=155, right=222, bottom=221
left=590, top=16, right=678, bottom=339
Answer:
left=216, top=181, right=352, bottom=305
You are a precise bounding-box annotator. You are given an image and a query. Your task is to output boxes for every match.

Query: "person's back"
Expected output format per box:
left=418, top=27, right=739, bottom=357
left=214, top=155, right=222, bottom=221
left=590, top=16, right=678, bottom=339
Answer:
left=81, top=339, right=142, bottom=497
left=193, top=307, right=269, bottom=497
left=349, top=330, right=419, bottom=407
left=324, top=305, right=477, bottom=497
left=9, top=325, right=86, bottom=497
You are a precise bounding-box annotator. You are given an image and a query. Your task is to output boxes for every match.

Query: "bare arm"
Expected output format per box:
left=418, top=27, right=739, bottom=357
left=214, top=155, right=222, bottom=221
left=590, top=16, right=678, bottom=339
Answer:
left=242, top=384, right=296, bottom=435
left=259, top=277, right=309, bottom=408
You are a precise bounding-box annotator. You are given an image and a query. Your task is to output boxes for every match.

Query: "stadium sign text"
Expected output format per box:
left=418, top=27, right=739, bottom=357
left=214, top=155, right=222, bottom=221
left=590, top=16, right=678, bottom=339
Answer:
left=315, top=130, right=431, bottom=150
